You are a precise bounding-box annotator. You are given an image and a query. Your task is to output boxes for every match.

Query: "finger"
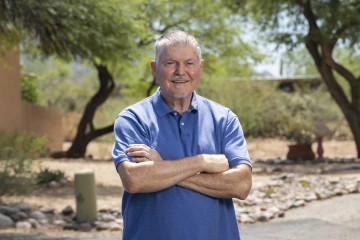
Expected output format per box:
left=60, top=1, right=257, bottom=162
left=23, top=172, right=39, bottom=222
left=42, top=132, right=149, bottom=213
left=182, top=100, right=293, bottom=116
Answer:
left=127, top=150, right=146, bottom=156
left=128, top=144, right=151, bottom=149
left=132, top=157, right=148, bottom=163
left=126, top=146, right=150, bottom=152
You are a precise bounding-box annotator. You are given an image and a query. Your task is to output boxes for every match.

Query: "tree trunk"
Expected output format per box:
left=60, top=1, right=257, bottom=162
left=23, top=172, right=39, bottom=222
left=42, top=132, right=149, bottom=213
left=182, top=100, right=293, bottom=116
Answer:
left=305, top=42, right=360, bottom=158
left=146, top=76, right=157, bottom=97
left=51, top=64, right=115, bottom=158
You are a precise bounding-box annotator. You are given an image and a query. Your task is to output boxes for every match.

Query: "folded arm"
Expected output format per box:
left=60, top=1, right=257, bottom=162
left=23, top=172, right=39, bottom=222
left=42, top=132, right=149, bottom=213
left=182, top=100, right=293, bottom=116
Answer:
left=117, top=144, right=229, bottom=193
left=177, top=163, right=252, bottom=200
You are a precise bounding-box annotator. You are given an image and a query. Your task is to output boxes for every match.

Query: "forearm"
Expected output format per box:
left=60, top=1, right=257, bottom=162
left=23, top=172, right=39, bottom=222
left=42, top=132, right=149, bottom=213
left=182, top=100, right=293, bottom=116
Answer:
left=178, top=164, right=252, bottom=200
left=118, top=156, right=204, bottom=193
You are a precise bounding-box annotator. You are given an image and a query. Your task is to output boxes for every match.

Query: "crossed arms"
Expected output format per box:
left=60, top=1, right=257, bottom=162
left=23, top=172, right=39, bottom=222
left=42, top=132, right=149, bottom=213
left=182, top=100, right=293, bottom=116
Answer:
left=117, top=144, right=252, bottom=200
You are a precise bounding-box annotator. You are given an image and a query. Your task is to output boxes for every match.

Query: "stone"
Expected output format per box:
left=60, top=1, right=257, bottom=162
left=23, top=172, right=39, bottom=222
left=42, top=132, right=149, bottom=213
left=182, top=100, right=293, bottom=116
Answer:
left=16, top=221, right=32, bottom=230
left=237, top=213, right=255, bottom=223
left=62, top=205, right=74, bottom=216
left=115, top=218, right=124, bottom=225
left=96, top=222, right=111, bottom=231
left=14, top=203, right=32, bottom=213
left=39, top=207, right=55, bottom=214
left=0, top=213, right=13, bottom=229
left=29, top=210, right=48, bottom=224
left=78, top=223, right=92, bottom=232
left=9, top=211, right=28, bottom=221
left=99, top=213, right=116, bottom=222
left=292, top=200, right=306, bottom=208
left=48, top=180, right=61, bottom=188
left=63, top=223, right=78, bottom=231
left=54, top=219, right=66, bottom=226
left=0, top=205, right=18, bottom=216
left=109, top=222, right=122, bottom=231
left=27, top=218, right=39, bottom=229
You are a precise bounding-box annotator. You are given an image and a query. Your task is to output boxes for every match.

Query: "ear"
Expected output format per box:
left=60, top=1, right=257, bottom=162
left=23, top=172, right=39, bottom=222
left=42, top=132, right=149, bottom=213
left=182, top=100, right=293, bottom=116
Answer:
left=200, top=59, right=204, bottom=72
left=150, top=60, right=156, bottom=75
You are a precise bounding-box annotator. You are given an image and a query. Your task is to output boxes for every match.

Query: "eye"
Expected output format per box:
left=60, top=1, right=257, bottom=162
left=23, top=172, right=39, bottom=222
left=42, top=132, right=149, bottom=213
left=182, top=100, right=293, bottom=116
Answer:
left=166, top=61, right=174, bottom=66
left=186, top=62, right=194, bottom=65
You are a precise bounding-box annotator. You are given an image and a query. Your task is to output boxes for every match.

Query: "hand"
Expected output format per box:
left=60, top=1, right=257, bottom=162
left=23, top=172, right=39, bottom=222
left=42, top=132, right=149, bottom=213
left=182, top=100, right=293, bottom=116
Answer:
left=126, top=144, right=163, bottom=163
left=201, top=154, right=229, bottom=173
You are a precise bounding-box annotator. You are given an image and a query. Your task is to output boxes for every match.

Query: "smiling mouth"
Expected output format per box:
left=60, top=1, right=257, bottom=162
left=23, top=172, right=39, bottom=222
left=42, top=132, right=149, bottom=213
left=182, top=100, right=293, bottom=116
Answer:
left=171, top=80, right=189, bottom=83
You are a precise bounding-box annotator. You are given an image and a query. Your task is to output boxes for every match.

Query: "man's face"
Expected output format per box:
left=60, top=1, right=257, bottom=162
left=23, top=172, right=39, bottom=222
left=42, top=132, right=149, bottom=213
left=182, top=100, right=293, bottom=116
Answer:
left=151, top=44, right=204, bottom=103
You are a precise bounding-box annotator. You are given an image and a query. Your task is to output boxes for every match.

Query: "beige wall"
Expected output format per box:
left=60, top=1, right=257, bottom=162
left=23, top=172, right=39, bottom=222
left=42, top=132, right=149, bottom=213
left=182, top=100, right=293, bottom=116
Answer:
left=21, top=102, right=63, bottom=152
left=0, top=46, right=63, bottom=152
left=0, top=47, right=22, bottom=131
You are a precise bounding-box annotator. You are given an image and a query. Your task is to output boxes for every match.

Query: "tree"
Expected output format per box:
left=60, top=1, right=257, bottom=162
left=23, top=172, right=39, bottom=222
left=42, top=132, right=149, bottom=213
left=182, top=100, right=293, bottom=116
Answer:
left=230, top=0, right=360, bottom=157
left=0, top=0, right=140, bottom=158
left=1, top=0, right=259, bottom=158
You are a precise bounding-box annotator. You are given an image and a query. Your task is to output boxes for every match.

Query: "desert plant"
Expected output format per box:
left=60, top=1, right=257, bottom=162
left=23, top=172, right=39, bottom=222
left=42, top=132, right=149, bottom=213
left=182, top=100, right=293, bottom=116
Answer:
left=35, top=168, right=66, bottom=184
left=0, top=132, right=47, bottom=196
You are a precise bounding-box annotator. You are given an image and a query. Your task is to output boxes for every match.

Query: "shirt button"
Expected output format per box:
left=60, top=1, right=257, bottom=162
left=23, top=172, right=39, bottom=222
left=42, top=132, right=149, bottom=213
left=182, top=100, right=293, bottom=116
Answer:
left=181, top=122, right=184, bottom=126
left=174, top=112, right=177, bottom=115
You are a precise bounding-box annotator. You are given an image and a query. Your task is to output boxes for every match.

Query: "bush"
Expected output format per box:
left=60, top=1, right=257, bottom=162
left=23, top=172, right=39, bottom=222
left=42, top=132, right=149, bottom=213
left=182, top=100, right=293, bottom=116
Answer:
left=0, top=132, right=47, bottom=196
left=197, top=76, right=347, bottom=140
left=35, top=168, right=66, bottom=184
left=21, top=75, right=39, bottom=103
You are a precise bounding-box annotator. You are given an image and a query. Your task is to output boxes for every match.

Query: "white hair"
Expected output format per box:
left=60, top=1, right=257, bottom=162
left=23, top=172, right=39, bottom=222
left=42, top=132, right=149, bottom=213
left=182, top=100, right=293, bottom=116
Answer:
left=154, top=30, right=202, bottom=63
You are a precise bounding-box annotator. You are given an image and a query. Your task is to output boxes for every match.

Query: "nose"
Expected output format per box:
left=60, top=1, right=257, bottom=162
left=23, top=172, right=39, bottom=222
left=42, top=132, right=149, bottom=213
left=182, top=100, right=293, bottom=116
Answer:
left=175, top=63, right=185, bottom=75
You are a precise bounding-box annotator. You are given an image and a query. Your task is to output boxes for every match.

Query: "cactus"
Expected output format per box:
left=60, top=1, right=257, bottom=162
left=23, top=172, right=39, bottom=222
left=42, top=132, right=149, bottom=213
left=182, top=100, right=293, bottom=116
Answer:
left=74, top=169, right=97, bottom=222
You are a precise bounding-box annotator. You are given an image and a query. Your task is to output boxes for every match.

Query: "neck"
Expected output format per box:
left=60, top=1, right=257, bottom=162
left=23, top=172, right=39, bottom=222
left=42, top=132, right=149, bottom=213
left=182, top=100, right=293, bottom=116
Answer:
left=161, top=93, right=193, bottom=115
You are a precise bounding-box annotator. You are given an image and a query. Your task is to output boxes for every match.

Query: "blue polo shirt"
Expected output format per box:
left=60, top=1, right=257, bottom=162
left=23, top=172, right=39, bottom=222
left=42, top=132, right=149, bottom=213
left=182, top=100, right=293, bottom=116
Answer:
left=112, top=89, right=251, bottom=240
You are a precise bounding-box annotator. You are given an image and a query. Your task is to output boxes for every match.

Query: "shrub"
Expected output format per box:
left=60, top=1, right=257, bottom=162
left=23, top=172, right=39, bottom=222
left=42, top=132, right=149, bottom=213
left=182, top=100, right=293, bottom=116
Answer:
left=21, top=75, right=39, bottom=103
left=35, top=168, right=66, bottom=184
left=0, top=132, right=47, bottom=196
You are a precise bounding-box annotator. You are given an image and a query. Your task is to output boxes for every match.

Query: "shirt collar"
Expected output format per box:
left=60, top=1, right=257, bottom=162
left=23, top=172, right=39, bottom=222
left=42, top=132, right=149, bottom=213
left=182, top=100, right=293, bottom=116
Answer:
left=152, top=88, right=199, bottom=117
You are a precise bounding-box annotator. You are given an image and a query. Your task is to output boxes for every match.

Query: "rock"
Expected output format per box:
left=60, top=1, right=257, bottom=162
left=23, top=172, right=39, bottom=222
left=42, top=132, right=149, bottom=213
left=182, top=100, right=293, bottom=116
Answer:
left=96, top=222, right=111, bottom=231
left=304, top=194, right=317, bottom=202
left=256, top=211, right=274, bottom=222
left=109, top=222, right=122, bottom=231
left=62, top=205, right=74, bottom=216
left=115, top=218, right=124, bottom=225
left=48, top=180, right=61, bottom=188
left=54, top=219, right=66, bottom=226
left=0, top=205, right=17, bottom=216
left=63, top=223, right=78, bottom=231
left=14, top=203, right=32, bottom=213
left=59, top=179, right=68, bottom=185
left=237, top=213, right=255, bottom=223
left=9, top=211, right=28, bottom=221
left=39, top=207, right=55, bottom=214
left=0, top=213, right=13, bottom=229
left=78, top=223, right=92, bottom=232
left=292, top=200, right=306, bottom=208
left=29, top=211, right=48, bottom=224
left=16, top=221, right=32, bottom=230
left=27, top=218, right=39, bottom=229
left=99, top=213, right=116, bottom=222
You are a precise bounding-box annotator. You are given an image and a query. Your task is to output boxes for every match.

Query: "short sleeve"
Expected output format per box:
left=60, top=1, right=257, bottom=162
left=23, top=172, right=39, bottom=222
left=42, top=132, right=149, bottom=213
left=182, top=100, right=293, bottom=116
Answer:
left=221, top=111, right=252, bottom=169
left=112, top=112, right=150, bottom=168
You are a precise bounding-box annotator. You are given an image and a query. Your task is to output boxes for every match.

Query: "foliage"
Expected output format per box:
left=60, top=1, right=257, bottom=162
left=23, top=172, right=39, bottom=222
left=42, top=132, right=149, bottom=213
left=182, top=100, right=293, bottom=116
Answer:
left=0, top=0, right=138, bottom=62
left=35, top=168, right=66, bottom=184
left=197, top=75, right=346, bottom=140
left=21, top=56, right=98, bottom=113
left=21, top=74, right=39, bottom=103
left=231, top=0, right=360, bottom=156
left=0, top=132, right=47, bottom=159
left=0, top=132, right=47, bottom=196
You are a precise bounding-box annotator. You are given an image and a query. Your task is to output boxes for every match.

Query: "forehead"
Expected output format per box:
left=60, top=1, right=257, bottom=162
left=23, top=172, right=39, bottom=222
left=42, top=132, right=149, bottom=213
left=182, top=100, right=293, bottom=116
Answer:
left=159, top=44, right=199, bottom=60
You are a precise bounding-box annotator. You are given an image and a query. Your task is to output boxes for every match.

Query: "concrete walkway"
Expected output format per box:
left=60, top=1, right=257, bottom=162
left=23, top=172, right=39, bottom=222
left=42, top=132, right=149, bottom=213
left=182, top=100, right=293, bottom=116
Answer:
left=1, top=193, right=360, bottom=240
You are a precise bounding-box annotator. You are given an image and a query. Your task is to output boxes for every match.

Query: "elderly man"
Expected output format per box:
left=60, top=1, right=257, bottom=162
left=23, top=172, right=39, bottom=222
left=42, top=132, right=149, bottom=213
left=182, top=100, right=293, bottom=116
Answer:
left=112, top=30, right=252, bottom=240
